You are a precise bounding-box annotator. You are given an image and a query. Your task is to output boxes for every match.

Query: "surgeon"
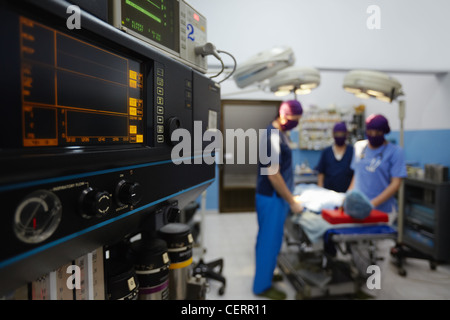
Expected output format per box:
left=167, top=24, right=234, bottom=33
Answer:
left=347, top=114, right=407, bottom=222
left=315, top=121, right=354, bottom=192
left=253, top=100, right=304, bottom=300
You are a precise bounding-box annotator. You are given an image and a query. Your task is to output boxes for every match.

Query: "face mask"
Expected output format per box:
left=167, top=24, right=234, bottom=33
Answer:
left=367, top=135, right=385, bottom=148
left=280, top=120, right=298, bottom=131
left=334, top=137, right=346, bottom=146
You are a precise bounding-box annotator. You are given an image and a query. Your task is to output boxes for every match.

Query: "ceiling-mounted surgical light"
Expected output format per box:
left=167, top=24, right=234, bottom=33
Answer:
left=343, top=69, right=403, bottom=103
left=233, top=46, right=295, bottom=89
left=274, top=90, right=291, bottom=97
left=269, top=66, right=321, bottom=96
left=355, top=92, right=370, bottom=99
left=295, top=88, right=311, bottom=95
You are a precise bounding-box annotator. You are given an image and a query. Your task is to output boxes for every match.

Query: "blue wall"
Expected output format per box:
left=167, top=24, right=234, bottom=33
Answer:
left=292, top=149, right=322, bottom=171
left=387, top=129, right=450, bottom=173
left=200, top=129, right=450, bottom=211
left=197, top=165, right=219, bottom=210
left=294, top=129, right=450, bottom=175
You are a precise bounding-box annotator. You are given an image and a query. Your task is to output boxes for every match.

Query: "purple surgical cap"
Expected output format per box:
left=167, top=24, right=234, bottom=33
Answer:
left=365, top=114, right=390, bottom=134
left=333, top=121, right=347, bottom=133
left=279, top=100, right=303, bottom=117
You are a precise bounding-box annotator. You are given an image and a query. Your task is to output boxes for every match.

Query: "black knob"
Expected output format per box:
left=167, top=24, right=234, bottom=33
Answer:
left=166, top=206, right=181, bottom=223
left=79, top=187, right=111, bottom=218
left=115, top=180, right=142, bottom=206
left=166, top=117, right=181, bottom=146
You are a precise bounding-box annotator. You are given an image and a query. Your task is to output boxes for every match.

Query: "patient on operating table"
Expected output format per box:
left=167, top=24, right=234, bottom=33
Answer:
left=292, top=185, right=379, bottom=244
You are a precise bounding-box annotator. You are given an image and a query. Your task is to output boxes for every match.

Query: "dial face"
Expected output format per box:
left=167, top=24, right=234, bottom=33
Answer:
left=14, top=190, right=62, bottom=244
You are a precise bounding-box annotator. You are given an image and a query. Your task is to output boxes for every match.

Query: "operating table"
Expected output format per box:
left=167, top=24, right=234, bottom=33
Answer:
left=278, top=184, right=397, bottom=299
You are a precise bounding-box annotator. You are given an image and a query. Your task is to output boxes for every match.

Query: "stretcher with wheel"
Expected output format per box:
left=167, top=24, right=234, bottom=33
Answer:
left=278, top=185, right=397, bottom=299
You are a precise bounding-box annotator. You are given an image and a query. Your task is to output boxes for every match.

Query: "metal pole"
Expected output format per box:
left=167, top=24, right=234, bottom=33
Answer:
left=397, top=100, right=406, bottom=243
left=200, top=190, right=207, bottom=259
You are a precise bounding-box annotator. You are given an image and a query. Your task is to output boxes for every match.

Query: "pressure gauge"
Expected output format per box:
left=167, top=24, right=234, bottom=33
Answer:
left=14, top=190, right=62, bottom=244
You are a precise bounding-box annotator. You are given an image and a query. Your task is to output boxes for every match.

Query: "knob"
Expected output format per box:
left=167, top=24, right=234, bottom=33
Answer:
left=79, top=187, right=111, bottom=218
left=166, top=117, right=181, bottom=146
left=115, top=180, right=142, bottom=206
left=166, top=206, right=181, bottom=223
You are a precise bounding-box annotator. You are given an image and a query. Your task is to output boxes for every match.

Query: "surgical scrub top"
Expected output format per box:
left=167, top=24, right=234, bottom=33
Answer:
left=351, top=140, right=407, bottom=213
left=315, top=145, right=354, bottom=192
left=256, top=124, right=294, bottom=196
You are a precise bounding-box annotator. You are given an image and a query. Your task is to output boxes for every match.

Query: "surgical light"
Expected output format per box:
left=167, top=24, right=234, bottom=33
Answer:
left=355, top=92, right=370, bottom=99
left=269, top=66, right=321, bottom=96
left=295, top=88, right=311, bottom=95
left=343, top=69, right=403, bottom=103
left=366, top=89, right=385, bottom=97
left=274, top=90, right=291, bottom=97
left=233, top=46, right=295, bottom=89
left=300, top=83, right=318, bottom=90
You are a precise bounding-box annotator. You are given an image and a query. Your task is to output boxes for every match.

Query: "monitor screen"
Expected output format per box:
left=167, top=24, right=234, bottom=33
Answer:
left=120, top=0, right=180, bottom=54
left=20, top=16, right=145, bottom=147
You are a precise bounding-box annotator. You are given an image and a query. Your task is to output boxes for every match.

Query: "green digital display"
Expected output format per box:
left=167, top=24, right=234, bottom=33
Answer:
left=121, top=0, right=180, bottom=53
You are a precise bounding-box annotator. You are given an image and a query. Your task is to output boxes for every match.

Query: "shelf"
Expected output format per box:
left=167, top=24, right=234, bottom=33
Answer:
left=404, top=197, right=435, bottom=210
left=403, top=178, right=450, bottom=261
left=405, top=177, right=450, bottom=187
left=404, top=227, right=434, bottom=251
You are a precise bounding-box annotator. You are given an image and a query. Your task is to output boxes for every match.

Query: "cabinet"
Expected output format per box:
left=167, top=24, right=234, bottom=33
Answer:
left=297, top=106, right=364, bottom=150
left=402, top=178, right=450, bottom=261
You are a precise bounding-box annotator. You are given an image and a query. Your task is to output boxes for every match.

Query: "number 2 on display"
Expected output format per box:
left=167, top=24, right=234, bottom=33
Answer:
left=187, top=23, right=195, bottom=41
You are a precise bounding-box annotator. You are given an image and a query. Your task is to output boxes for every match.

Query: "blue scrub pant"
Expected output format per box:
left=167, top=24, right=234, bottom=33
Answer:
left=253, top=193, right=290, bottom=294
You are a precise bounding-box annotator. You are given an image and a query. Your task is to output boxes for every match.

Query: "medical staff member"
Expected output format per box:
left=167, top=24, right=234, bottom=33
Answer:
left=347, top=114, right=407, bottom=222
left=253, top=100, right=304, bottom=300
left=315, top=121, right=354, bottom=192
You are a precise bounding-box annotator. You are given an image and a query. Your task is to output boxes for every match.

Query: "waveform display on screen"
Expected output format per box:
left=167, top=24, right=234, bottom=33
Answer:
left=19, top=16, right=145, bottom=147
left=120, top=0, right=180, bottom=53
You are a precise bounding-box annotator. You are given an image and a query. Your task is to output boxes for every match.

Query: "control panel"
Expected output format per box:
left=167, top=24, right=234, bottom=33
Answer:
left=111, top=0, right=208, bottom=73
left=0, top=159, right=214, bottom=294
left=0, top=0, right=220, bottom=296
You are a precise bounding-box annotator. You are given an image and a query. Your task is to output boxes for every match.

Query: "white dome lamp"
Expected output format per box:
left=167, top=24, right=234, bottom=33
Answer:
left=343, top=69, right=403, bottom=103
left=343, top=69, right=405, bottom=146
left=343, top=69, right=407, bottom=245
left=233, top=46, right=295, bottom=89
left=269, top=66, right=321, bottom=98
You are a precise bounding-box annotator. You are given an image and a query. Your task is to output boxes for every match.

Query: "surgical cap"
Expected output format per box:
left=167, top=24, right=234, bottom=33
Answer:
left=365, top=114, right=390, bottom=134
left=279, top=100, right=303, bottom=117
left=333, top=122, right=347, bottom=133
left=343, top=190, right=373, bottom=220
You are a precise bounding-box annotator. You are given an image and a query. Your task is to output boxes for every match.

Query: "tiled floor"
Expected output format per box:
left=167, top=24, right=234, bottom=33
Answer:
left=194, top=211, right=450, bottom=300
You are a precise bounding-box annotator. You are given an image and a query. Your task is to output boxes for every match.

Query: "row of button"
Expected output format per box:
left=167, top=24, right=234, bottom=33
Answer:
left=156, top=67, right=165, bottom=144
left=186, top=79, right=192, bottom=109
left=129, top=69, right=144, bottom=144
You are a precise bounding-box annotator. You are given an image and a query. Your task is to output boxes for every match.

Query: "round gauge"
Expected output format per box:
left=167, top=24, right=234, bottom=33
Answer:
left=14, top=190, right=62, bottom=244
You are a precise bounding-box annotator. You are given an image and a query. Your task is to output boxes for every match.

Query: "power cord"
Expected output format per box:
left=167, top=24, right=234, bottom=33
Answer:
left=216, top=50, right=236, bottom=84
left=210, top=57, right=225, bottom=80
left=194, top=42, right=237, bottom=84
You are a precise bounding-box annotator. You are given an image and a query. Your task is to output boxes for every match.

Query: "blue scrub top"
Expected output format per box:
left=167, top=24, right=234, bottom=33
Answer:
left=256, top=123, right=293, bottom=197
left=351, top=140, right=407, bottom=213
left=315, top=145, right=354, bottom=193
